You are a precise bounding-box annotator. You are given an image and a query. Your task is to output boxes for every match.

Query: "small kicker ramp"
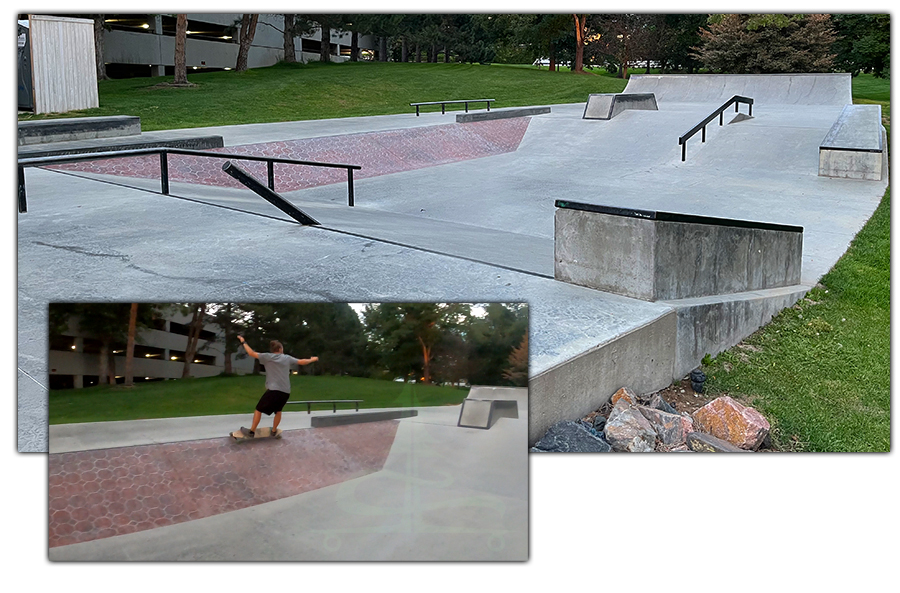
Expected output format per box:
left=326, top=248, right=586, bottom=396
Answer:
left=458, top=398, right=519, bottom=429
left=583, top=93, right=658, bottom=120
left=624, top=73, right=851, bottom=106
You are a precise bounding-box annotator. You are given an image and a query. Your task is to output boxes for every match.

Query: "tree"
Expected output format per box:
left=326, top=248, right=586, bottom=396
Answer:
left=173, top=14, right=189, bottom=84
left=591, top=14, right=653, bottom=78
left=123, top=303, right=139, bottom=387
left=694, top=14, right=838, bottom=74
left=572, top=14, right=589, bottom=73
left=466, top=304, right=527, bottom=386
left=92, top=15, right=108, bottom=80
left=181, top=303, right=207, bottom=378
left=832, top=14, right=890, bottom=77
left=235, top=14, right=259, bottom=71
left=502, top=334, right=528, bottom=387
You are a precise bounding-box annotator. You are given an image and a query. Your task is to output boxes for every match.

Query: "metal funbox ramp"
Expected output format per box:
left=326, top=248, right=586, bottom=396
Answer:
left=457, top=398, right=519, bottom=429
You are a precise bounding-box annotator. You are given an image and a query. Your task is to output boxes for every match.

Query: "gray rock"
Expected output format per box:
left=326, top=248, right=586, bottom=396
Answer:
left=604, top=400, right=657, bottom=452
left=638, top=406, right=693, bottom=446
left=532, top=421, right=613, bottom=453
left=647, top=393, right=677, bottom=415
left=686, top=432, right=750, bottom=453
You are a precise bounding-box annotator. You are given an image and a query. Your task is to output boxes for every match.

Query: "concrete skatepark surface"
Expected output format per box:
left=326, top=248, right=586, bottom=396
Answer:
left=18, top=73, right=887, bottom=450
left=48, top=388, right=528, bottom=561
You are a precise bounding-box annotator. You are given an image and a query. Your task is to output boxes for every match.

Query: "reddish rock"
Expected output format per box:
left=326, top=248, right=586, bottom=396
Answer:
left=611, top=387, right=638, bottom=406
left=638, top=406, right=694, bottom=447
left=692, top=396, right=770, bottom=450
left=605, top=399, right=657, bottom=452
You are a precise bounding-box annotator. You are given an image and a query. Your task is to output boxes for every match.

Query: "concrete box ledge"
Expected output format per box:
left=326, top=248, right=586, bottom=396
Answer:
left=17, top=134, right=226, bottom=159
left=18, top=115, right=141, bottom=146
left=583, top=93, right=658, bottom=120
left=554, top=201, right=803, bottom=302
left=819, top=105, right=886, bottom=181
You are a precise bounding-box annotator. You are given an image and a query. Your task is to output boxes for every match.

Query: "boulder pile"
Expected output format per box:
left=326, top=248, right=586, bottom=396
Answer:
left=532, top=387, right=771, bottom=453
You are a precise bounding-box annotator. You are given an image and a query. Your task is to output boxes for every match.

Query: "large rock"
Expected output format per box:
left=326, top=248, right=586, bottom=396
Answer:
left=605, top=400, right=657, bottom=452
left=532, top=421, right=612, bottom=453
left=638, top=406, right=694, bottom=447
left=692, top=396, right=770, bottom=450
left=686, top=432, right=749, bottom=453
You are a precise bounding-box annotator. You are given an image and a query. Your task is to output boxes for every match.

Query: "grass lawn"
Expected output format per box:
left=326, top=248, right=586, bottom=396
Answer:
left=18, top=61, right=627, bottom=131
left=49, top=374, right=469, bottom=424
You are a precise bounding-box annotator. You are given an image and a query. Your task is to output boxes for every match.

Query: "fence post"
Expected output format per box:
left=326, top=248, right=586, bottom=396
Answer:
left=267, top=161, right=275, bottom=190
left=348, top=168, right=355, bottom=207
left=159, top=151, right=169, bottom=195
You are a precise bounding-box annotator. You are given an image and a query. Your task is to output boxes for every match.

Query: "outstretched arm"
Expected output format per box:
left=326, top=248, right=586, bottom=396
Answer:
left=237, top=335, right=259, bottom=359
left=297, top=356, right=318, bottom=366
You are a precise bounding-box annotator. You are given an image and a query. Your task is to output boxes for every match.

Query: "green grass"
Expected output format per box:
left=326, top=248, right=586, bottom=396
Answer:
left=852, top=73, right=890, bottom=135
left=49, top=374, right=469, bottom=424
left=18, top=61, right=627, bottom=131
left=702, top=189, right=891, bottom=452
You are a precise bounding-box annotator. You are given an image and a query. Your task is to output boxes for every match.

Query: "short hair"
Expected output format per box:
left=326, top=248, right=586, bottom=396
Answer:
left=270, top=340, right=283, bottom=352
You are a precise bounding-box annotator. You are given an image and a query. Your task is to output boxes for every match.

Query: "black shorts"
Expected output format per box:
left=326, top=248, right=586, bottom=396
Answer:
left=256, top=389, right=290, bottom=415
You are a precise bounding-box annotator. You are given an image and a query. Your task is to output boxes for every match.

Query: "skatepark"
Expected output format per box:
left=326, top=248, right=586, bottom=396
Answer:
left=48, top=386, right=527, bottom=560
left=17, top=73, right=888, bottom=450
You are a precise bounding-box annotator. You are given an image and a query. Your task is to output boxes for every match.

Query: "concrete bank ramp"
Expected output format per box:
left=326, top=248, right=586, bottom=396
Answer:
left=624, top=73, right=851, bottom=106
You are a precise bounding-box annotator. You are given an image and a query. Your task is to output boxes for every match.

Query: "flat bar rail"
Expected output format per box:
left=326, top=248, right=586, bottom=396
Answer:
left=286, top=399, right=364, bottom=414
left=17, top=146, right=362, bottom=213
left=410, top=99, right=495, bottom=116
left=678, top=95, right=753, bottom=161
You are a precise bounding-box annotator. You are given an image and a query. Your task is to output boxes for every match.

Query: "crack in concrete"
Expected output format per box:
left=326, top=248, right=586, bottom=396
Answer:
left=33, top=241, right=129, bottom=260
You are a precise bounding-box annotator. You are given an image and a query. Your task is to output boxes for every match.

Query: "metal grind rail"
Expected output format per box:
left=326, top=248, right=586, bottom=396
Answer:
left=17, top=146, right=362, bottom=213
left=678, top=95, right=753, bottom=161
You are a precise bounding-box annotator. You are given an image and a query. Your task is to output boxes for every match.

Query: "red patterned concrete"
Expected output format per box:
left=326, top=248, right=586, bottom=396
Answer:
left=51, top=118, right=531, bottom=192
left=48, top=422, right=399, bottom=548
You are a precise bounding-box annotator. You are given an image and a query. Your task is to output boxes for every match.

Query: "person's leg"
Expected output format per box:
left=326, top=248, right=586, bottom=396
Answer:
left=272, top=411, right=282, bottom=431
left=250, top=410, right=262, bottom=432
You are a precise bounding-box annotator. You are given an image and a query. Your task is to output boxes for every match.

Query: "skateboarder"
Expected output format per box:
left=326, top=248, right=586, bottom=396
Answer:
left=237, top=335, right=318, bottom=437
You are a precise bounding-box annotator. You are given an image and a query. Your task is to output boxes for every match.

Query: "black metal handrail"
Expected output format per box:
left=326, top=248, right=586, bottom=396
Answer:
left=17, top=147, right=361, bottom=213
left=678, top=95, right=753, bottom=161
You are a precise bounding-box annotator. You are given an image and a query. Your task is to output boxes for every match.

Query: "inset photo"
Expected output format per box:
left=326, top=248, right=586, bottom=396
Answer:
left=48, top=302, right=528, bottom=561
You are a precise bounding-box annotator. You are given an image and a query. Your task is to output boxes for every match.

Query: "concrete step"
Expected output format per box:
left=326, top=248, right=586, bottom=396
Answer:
left=17, top=133, right=225, bottom=159
left=18, top=115, right=141, bottom=145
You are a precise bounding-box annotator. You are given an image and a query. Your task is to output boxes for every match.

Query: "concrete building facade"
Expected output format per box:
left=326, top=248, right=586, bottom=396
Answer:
left=97, top=14, right=378, bottom=78
left=49, top=308, right=254, bottom=389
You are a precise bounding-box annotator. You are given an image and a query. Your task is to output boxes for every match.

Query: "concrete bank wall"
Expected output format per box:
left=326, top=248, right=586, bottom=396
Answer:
left=529, top=311, right=676, bottom=444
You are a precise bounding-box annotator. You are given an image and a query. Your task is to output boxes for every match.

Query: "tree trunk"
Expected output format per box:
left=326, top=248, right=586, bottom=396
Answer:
left=415, top=43, right=421, bottom=63
left=350, top=31, right=359, bottom=61
left=646, top=58, right=651, bottom=74
left=401, top=37, right=408, bottom=62
left=549, top=40, right=556, bottom=72
left=236, top=14, right=259, bottom=71
left=93, top=15, right=108, bottom=80
left=379, top=36, right=388, bottom=62
left=182, top=304, right=206, bottom=378
left=573, top=14, right=586, bottom=73
left=282, top=14, right=296, bottom=63
left=431, top=44, right=437, bottom=63
left=174, top=14, right=188, bottom=84
left=319, top=24, right=331, bottom=63
left=418, top=336, right=432, bottom=384
left=124, top=303, right=138, bottom=387
left=107, top=348, right=117, bottom=385
left=443, top=45, right=449, bottom=63
left=98, top=341, right=109, bottom=385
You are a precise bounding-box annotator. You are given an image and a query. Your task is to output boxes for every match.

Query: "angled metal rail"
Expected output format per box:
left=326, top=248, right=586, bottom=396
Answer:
left=678, top=95, right=753, bottom=161
left=17, top=146, right=362, bottom=213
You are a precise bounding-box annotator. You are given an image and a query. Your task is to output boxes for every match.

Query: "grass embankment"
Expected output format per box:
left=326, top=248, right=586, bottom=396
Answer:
left=18, top=61, right=627, bottom=131
left=49, top=374, right=469, bottom=425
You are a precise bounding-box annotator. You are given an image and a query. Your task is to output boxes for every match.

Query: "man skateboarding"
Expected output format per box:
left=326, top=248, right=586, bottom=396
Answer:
left=237, top=335, right=318, bottom=438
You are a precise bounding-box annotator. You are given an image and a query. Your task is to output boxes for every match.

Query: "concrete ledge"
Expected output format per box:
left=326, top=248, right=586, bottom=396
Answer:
left=456, top=106, right=550, bottom=123
left=458, top=398, right=518, bottom=429
left=17, top=134, right=225, bottom=159
left=819, top=105, right=885, bottom=181
left=583, top=93, right=658, bottom=120
left=529, top=311, right=676, bottom=444
left=661, top=284, right=810, bottom=379
left=18, top=115, right=141, bottom=146
left=310, top=409, right=418, bottom=427
left=554, top=202, right=803, bottom=301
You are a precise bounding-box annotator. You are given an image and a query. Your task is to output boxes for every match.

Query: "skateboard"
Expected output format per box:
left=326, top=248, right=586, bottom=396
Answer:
left=230, top=426, right=283, bottom=442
